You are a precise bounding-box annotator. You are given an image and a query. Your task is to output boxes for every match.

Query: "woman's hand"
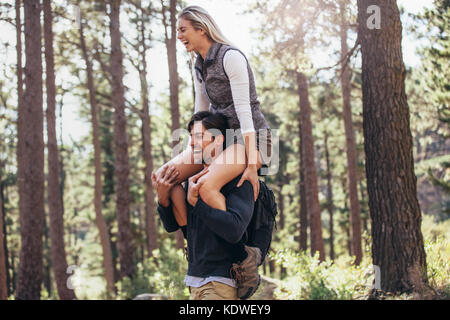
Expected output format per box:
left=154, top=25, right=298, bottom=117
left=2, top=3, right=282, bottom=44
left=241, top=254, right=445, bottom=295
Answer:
left=187, top=168, right=209, bottom=207
left=236, top=165, right=259, bottom=201
left=151, top=165, right=179, bottom=207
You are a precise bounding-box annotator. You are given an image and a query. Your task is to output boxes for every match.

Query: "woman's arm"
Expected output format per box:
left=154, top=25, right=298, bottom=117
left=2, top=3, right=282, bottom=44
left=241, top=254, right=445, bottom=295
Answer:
left=223, top=50, right=260, bottom=200
left=192, top=63, right=209, bottom=113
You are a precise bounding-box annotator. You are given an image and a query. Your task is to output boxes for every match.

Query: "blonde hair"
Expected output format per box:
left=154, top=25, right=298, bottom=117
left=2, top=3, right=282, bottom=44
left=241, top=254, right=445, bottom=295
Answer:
left=178, top=5, right=234, bottom=61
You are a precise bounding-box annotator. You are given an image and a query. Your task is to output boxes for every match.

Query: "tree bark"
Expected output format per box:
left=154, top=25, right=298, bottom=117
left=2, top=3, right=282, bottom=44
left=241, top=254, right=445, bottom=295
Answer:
left=15, top=2, right=24, bottom=295
left=162, top=0, right=184, bottom=249
left=78, top=8, right=116, bottom=295
left=16, top=0, right=45, bottom=300
left=165, top=0, right=180, bottom=142
left=299, top=123, right=308, bottom=251
left=357, top=0, right=428, bottom=293
left=43, top=0, right=77, bottom=300
left=109, top=0, right=135, bottom=279
left=136, top=10, right=158, bottom=256
left=42, top=216, right=52, bottom=297
left=296, top=72, right=325, bottom=261
left=0, top=175, right=7, bottom=300
left=1, top=182, right=11, bottom=296
left=339, top=0, right=362, bottom=265
left=324, top=133, right=335, bottom=261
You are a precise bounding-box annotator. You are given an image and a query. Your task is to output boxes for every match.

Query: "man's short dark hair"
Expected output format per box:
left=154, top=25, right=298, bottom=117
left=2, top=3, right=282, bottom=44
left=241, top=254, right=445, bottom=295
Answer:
left=187, top=111, right=230, bottom=150
left=187, top=111, right=229, bottom=138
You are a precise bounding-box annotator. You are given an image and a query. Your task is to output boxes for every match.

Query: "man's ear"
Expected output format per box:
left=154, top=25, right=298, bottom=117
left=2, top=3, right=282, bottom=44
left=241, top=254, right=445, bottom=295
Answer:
left=215, top=134, right=224, bottom=146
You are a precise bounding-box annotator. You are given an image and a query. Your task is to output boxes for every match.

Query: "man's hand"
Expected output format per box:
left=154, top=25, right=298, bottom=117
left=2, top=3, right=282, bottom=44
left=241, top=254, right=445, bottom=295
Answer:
left=187, top=168, right=209, bottom=207
left=151, top=165, right=179, bottom=207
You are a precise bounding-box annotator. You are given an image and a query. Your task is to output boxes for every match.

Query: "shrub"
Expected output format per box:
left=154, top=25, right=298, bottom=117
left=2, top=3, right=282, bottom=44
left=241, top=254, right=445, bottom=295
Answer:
left=273, top=249, right=374, bottom=300
left=116, top=241, right=189, bottom=300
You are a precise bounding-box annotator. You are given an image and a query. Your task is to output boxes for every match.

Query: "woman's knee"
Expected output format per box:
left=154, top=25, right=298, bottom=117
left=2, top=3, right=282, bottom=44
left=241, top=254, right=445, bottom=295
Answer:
left=198, top=179, right=218, bottom=201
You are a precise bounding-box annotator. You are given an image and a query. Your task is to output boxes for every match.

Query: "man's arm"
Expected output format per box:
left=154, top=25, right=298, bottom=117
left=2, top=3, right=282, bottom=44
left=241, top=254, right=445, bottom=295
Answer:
left=152, top=165, right=182, bottom=233
left=192, top=180, right=255, bottom=244
left=157, top=201, right=180, bottom=233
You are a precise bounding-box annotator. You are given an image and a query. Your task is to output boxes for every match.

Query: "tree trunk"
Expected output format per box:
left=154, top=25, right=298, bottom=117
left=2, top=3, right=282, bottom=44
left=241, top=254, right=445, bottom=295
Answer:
left=109, top=0, right=135, bottom=279
left=324, top=133, right=335, bottom=261
left=162, top=0, right=184, bottom=249
left=15, top=0, right=45, bottom=300
left=136, top=7, right=158, bottom=257
left=15, top=1, right=24, bottom=296
left=0, top=175, right=7, bottom=300
left=359, top=180, right=369, bottom=233
left=357, top=0, right=428, bottom=293
left=299, top=124, right=308, bottom=251
left=296, top=72, right=325, bottom=261
left=43, top=0, right=76, bottom=300
left=42, top=216, right=52, bottom=297
left=166, top=0, right=180, bottom=143
left=78, top=9, right=116, bottom=295
left=339, top=0, right=363, bottom=266
left=0, top=181, right=10, bottom=296
left=141, top=72, right=158, bottom=258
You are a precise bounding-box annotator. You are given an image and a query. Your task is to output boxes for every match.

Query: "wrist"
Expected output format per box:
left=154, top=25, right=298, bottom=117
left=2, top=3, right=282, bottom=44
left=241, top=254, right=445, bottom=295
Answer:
left=188, top=194, right=199, bottom=207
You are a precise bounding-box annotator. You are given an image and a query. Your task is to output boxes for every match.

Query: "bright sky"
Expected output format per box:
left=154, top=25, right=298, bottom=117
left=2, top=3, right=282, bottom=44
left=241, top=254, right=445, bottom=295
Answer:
left=145, top=0, right=435, bottom=126
left=0, top=0, right=436, bottom=145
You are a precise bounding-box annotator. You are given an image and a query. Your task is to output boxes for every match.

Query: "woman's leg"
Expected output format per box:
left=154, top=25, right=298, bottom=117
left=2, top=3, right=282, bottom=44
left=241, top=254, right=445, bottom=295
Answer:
left=155, top=148, right=204, bottom=183
left=155, top=148, right=203, bottom=225
left=197, top=143, right=264, bottom=211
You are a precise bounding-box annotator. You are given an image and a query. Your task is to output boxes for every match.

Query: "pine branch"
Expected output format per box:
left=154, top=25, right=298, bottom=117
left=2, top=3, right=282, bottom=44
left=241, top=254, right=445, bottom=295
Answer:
left=314, top=34, right=361, bottom=75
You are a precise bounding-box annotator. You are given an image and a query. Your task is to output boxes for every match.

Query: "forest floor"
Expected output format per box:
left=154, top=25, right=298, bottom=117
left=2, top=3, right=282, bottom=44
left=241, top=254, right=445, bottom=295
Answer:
left=249, top=276, right=450, bottom=300
left=249, top=275, right=280, bottom=300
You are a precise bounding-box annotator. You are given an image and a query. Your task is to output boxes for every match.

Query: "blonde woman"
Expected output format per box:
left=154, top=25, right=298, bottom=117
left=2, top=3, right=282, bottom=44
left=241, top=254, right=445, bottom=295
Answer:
left=156, top=5, right=271, bottom=214
left=153, top=5, right=272, bottom=299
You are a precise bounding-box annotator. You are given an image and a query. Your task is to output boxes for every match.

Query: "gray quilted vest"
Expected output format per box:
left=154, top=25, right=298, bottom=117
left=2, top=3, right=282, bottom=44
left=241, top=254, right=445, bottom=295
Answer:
left=194, top=42, right=270, bottom=132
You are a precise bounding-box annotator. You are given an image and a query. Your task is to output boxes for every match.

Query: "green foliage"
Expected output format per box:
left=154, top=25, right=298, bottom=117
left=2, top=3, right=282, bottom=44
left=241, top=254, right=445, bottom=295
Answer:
left=421, top=215, right=450, bottom=296
left=272, top=215, right=450, bottom=300
left=408, top=0, right=450, bottom=218
left=116, top=241, right=189, bottom=300
left=272, top=248, right=373, bottom=300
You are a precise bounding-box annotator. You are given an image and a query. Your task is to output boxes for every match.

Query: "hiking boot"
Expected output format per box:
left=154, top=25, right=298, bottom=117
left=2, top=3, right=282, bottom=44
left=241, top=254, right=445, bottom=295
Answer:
left=230, top=245, right=262, bottom=300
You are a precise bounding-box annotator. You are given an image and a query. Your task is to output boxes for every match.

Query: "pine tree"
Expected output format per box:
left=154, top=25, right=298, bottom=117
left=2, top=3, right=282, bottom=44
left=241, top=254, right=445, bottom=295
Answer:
left=160, top=0, right=184, bottom=249
left=43, top=0, right=76, bottom=300
left=109, top=0, right=136, bottom=279
left=78, top=3, right=116, bottom=295
left=16, top=0, right=45, bottom=300
left=357, top=0, right=428, bottom=293
left=339, top=0, right=362, bottom=265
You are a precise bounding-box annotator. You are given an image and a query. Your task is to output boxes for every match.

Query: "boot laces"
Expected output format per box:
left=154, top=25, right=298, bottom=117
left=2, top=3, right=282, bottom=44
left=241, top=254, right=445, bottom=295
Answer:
left=230, top=264, right=245, bottom=285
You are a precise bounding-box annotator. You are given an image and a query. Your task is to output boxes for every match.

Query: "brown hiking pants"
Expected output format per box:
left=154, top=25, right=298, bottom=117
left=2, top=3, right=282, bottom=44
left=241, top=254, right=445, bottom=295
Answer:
left=189, top=281, right=239, bottom=300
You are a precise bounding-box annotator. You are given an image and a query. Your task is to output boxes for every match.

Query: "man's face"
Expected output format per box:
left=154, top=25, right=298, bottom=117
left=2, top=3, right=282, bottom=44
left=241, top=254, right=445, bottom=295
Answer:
left=189, top=121, right=223, bottom=164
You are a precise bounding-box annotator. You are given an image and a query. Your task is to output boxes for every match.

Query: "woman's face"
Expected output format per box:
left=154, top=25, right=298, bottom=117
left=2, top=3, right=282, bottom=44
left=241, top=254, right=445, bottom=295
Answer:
left=177, top=18, right=205, bottom=53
